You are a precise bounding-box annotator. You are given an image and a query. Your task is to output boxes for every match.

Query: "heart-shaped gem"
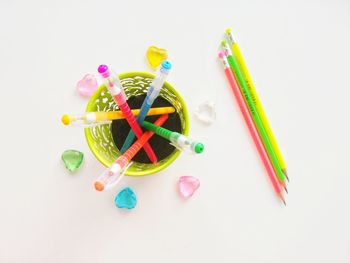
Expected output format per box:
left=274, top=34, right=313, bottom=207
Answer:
left=178, top=176, right=200, bottom=198
left=61, top=150, right=84, bottom=172
left=194, top=101, right=216, bottom=125
left=115, top=187, right=137, bottom=209
left=76, top=74, right=98, bottom=97
left=146, top=46, right=168, bottom=68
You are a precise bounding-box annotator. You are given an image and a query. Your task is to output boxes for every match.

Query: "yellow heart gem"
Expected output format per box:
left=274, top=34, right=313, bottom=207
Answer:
left=146, top=46, right=168, bottom=68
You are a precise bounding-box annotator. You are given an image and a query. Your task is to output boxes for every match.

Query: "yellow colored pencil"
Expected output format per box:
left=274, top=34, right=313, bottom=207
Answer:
left=226, top=28, right=288, bottom=178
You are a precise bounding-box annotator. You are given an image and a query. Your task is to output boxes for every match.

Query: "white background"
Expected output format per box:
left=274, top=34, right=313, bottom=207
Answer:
left=0, top=0, right=349, bottom=262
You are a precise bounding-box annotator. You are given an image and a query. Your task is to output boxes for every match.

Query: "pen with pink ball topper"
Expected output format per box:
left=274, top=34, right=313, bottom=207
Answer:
left=97, top=64, right=158, bottom=163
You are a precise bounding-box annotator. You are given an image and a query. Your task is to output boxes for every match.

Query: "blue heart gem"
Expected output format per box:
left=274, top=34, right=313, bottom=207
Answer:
left=114, top=187, right=137, bottom=210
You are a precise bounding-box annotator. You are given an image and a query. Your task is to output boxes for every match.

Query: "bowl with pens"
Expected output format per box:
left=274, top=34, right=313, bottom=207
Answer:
left=84, top=69, right=190, bottom=177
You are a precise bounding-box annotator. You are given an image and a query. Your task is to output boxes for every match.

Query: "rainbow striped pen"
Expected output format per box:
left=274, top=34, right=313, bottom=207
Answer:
left=98, top=64, right=157, bottom=163
left=142, top=121, right=204, bottom=154
left=120, top=61, right=172, bottom=153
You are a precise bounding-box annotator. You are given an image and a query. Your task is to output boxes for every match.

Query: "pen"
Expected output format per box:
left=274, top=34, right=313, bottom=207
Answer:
left=121, top=61, right=172, bottom=153
left=94, top=114, right=169, bottom=191
left=142, top=121, right=204, bottom=154
left=98, top=64, right=158, bottom=163
left=61, top=107, right=175, bottom=127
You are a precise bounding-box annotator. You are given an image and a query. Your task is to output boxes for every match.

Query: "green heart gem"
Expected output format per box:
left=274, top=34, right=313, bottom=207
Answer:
left=61, top=150, right=84, bottom=172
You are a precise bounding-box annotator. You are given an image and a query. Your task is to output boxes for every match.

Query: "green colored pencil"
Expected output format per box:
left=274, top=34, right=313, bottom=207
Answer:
left=226, top=29, right=288, bottom=179
left=221, top=40, right=287, bottom=186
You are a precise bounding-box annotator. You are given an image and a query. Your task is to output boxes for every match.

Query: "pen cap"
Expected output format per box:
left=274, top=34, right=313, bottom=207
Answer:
left=98, top=64, right=110, bottom=78
left=160, top=61, right=172, bottom=73
left=94, top=163, right=122, bottom=191
left=153, top=60, right=172, bottom=86
left=97, top=64, right=126, bottom=97
left=61, top=114, right=74, bottom=125
left=193, top=142, right=204, bottom=154
left=146, top=60, right=172, bottom=105
left=61, top=113, right=113, bottom=127
left=170, top=133, right=204, bottom=154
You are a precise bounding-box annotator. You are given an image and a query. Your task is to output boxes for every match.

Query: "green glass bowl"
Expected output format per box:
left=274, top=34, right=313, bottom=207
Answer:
left=84, top=72, right=189, bottom=177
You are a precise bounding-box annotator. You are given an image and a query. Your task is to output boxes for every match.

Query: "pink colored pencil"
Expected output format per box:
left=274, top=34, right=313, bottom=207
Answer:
left=218, top=51, right=285, bottom=204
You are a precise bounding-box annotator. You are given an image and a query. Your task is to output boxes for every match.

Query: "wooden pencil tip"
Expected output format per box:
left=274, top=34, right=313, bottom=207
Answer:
left=278, top=193, right=287, bottom=206
left=280, top=180, right=287, bottom=189
left=282, top=169, right=289, bottom=182
left=284, top=186, right=288, bottom=194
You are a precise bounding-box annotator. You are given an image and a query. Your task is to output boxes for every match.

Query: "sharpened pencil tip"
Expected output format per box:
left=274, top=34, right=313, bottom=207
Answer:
left=280, top=180, right=287, bottom=189
left=278, top=193, right=286, bottom=206
left=284, top=186, right=288, bottom=194
left=282, top=169, right=289, bottom=182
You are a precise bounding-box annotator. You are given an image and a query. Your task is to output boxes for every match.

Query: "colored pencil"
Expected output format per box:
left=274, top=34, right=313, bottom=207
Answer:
left=221, top=41, right=287, bottom=187
left=226, top=29, right=288, bottom=179
left=121, top=61, right=172, bottom=153
left=219, top=51, right=285, bottom=204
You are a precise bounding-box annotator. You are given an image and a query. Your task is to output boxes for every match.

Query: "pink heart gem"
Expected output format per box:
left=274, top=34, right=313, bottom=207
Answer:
left=76, top=74, right=98, bottom=97
left=178, top=176, right=200, bottom=198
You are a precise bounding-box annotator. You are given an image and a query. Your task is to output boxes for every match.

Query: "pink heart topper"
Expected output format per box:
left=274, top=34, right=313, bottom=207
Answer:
left=178, top=176, right=200, bottom=198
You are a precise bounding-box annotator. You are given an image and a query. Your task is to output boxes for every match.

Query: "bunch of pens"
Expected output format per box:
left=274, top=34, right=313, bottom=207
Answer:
left=219, top=29, right=288, bottom=205
left=63, top=61, right=204, bottom=191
